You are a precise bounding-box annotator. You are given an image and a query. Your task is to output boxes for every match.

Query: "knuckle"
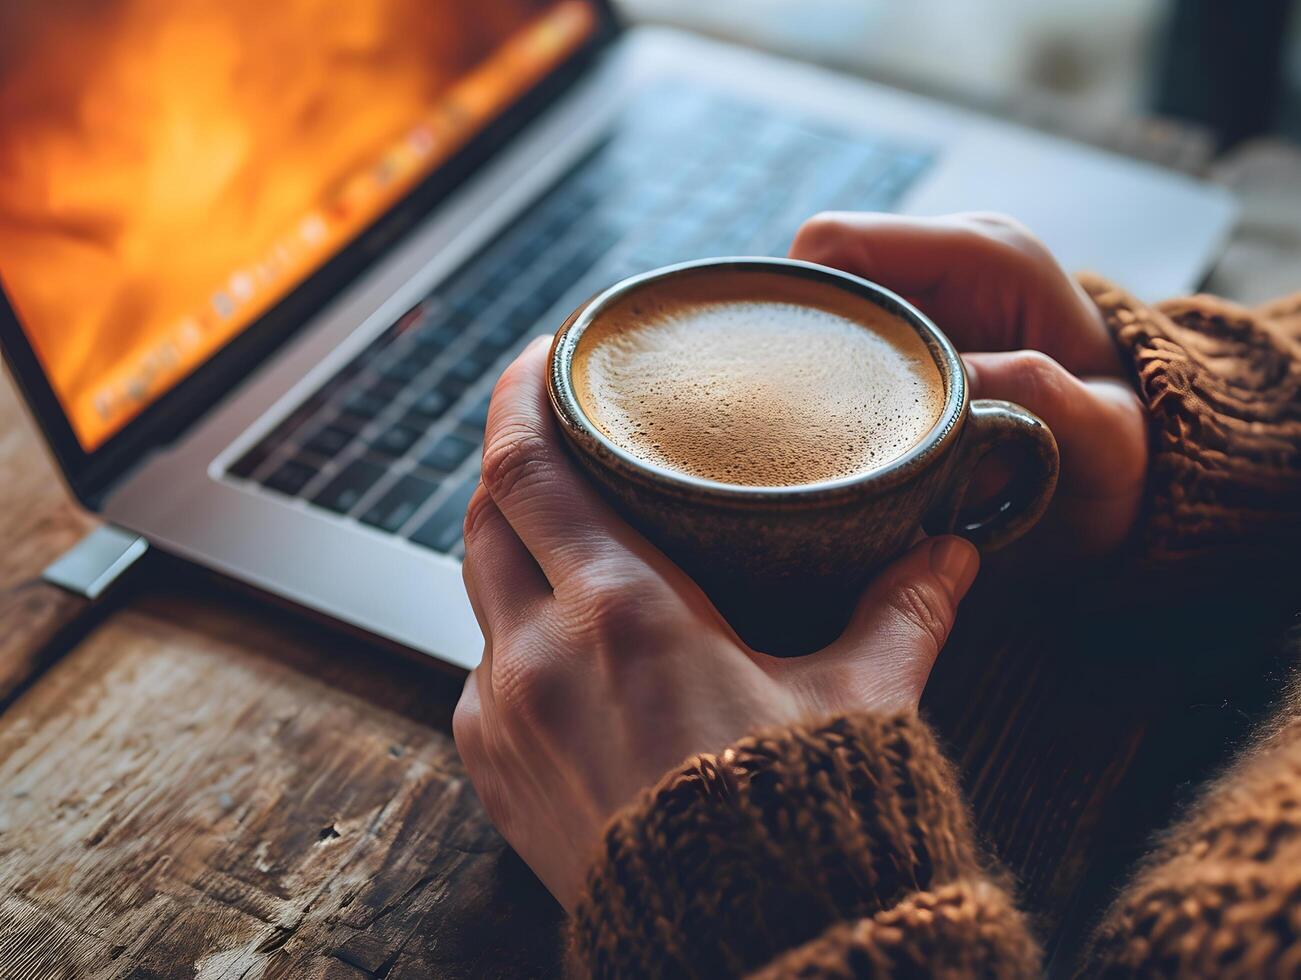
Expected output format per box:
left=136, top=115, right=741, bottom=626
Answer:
left=564, top=565, right=667, bottom=641
left=589, top=590, right=646, bottom=638
left=791, top=211, right=854, bottom=262
left=461, top=485, right=495, bottom=545
left=887, top=580, right=954, bottom=653
left=947, top=222, right=1010, bottom=264
left=1010, top=350, right=1070, bottom=407
left=452, top=693, right=483, bottom=760
left=964, top=210, right=1026, bottom=235
left=575, top=577, right=642, bottom=627
left=964, top=212, right=1041, bottom=251
left=956, top=213, right=1052, bottom=270
left=495, top=653, right=567, bottom=726
left=480, top=425, right=551, bottom=503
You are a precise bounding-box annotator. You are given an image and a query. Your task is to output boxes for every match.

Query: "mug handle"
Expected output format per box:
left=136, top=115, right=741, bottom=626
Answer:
left=926, top=399, right=1060, bottom=551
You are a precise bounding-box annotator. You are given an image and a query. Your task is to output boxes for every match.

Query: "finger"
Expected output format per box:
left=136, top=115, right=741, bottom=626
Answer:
left=801, top=536, right=980, bottom=710
left=963, top=351, right=1147, bottom=502
left=462, top=484, right=550, bottom=645
left=792, top=211, right=995, bottom=302
left=480, top=337, right=689, bottom=592
left=789, top=211, right=1123, bottom=377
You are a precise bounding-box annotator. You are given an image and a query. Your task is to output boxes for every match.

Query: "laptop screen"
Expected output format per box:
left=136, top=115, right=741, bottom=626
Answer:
left=0, top=0, right=598, bottom=451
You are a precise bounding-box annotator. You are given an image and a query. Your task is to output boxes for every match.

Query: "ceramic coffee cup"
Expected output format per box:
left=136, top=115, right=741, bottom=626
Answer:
left=547, top=257, right=1059, bottom=655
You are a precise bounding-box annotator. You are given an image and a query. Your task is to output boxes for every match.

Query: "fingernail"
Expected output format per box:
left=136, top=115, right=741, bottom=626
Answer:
left=930, top=537, right=979, bottom=597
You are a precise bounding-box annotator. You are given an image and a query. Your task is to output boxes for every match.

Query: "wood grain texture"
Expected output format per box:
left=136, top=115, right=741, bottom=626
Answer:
left=0, top=591, right=562, bottom=980
left=0, top=374, right=94, bottom=705
left=2, top=571, right=1292, bottom=979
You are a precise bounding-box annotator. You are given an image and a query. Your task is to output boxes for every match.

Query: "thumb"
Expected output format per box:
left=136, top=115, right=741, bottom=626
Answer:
left=814, top=536, right=980, bottom=710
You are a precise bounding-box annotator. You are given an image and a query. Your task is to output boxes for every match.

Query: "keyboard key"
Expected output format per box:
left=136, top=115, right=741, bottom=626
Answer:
left=421, top=432, right=478, bottom=473
left=473, top=327, right=513, bottom=357
left=435, top=370, right=469, bottom=396
left=303, top=424, right=354, bottom=458
left=599, top=182, right=671, bottom=220
left=454, top=292, right=492, bottom=317
left=264, top=458, right=318, bottom=497
left=413, top=324, right=452, bottom=351
left=540, top=258, right=595, bottom=304
left=579, top=226, right=622, bottom=259
left=370, top=422, right=424, bottom=458
left=436, top=314, right=472, bottom=340
left=381, top=357, right=427, bottom=384
left=514, top=292, right=554, bottom=320
left=408, top=478, right=478, bottom=553
left=407, top=338, right=445, bottom=367
left=478, top=337, right=511, bottom=360
left=482, top=319, right=526, bottom=348
left=360, top=474, right=441, bottom=534
left=311, top=458, right=387, bottom=514
left=228, top=442, right=273, bottom=479
left=512, top=233, right=553, bottom=269
left=331, top=410, right=369, bottom=435
left=407, top=389, right=450, bottom=419
left=445, top=358, right=486, bottom=386
left=482, top=265, right=525, bottom=300
left=368, top=376, right=406, bottom=400
left=341, top=389, right=388, bottom=421
left=463, top=393, right=492, bottom=428
left=399, top=411, right=437, bottom=434
left=264, top=398, right=325, bottom=447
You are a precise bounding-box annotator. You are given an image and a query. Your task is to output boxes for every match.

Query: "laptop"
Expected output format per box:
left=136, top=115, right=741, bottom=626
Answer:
left=0, top=1, right=1234, bottom=671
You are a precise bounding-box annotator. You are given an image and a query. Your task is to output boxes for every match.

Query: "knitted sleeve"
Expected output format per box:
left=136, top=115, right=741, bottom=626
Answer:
left=1081, top=664, right=1301, bottom=976
left=1078, top=277, right=1301, bottom=570
left=568, top=712, right=1040, bottom=979
left=1073, top=285, right=1301, bottom=975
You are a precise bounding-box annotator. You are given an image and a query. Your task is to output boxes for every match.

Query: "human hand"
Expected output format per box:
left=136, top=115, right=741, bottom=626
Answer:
left=791, top=211, right=1149, bottom=561
left=453, top=337, right=980, bottom=912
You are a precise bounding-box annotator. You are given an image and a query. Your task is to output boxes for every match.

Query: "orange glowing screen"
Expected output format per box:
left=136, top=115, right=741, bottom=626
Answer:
left=0, top=0, right=596, bottom=449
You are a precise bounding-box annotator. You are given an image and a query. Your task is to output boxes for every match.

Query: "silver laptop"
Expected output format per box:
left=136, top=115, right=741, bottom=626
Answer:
left=0, top=1, right=1235, bottom=671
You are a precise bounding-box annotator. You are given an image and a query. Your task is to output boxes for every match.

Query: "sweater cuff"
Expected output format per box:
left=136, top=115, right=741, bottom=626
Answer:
left=569, top=712, right=987, bottom=979
left=747, top=880, right=1040, bottom=980
left=1079, top=274, right=1301, bottom=570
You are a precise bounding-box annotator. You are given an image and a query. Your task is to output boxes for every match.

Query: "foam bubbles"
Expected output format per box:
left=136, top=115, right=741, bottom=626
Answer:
left=572, top=280, right=945, bottom=488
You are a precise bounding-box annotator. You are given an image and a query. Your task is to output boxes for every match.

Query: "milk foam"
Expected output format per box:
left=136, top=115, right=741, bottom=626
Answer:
left=572, top=274, right=945, bottom=487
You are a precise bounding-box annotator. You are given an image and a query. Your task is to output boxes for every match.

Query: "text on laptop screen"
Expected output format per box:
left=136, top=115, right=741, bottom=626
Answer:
left=0, top=0, right=597, bottom=450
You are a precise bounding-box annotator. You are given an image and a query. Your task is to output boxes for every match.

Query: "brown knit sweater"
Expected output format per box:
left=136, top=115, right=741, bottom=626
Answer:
left=568, top=282, right=1301, bottom=978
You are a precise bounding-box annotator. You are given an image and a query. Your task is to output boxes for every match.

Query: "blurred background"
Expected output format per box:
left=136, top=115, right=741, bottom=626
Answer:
left=621, top=0, right=1301, bottom=152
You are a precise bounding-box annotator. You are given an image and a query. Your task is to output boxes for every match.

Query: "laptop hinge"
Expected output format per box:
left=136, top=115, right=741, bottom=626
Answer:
left=43, top=525, right=149, bottom=601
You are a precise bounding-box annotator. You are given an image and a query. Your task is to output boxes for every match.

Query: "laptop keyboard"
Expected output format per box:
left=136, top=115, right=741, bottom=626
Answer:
left=225, top=84, right=933, bottom=556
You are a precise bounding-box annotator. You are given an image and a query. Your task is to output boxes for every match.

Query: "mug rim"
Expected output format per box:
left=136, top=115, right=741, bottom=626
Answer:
left=547, top=256, right=968, bottom=504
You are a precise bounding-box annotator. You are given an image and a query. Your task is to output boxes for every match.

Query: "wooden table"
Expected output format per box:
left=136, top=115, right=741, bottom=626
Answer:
left=3, top=140, right=1299, bottom=979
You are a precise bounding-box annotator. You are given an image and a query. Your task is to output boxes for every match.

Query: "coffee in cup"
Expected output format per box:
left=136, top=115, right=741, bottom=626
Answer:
left=548, top=258, right=1059, bottom=655
left=570, top=271, right=945, bottom=488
